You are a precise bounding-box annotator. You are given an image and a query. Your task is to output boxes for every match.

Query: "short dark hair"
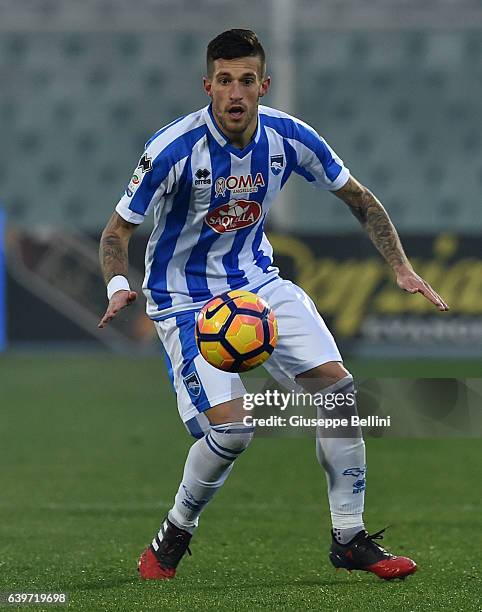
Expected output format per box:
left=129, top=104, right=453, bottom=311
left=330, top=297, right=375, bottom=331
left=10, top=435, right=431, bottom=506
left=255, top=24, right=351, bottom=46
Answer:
left=206, top=29, right=266, bottom=77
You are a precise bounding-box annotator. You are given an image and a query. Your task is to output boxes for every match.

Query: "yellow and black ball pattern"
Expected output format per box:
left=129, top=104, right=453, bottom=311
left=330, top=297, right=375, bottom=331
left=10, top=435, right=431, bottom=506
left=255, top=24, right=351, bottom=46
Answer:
left=195, top=290, right=278, bottom=372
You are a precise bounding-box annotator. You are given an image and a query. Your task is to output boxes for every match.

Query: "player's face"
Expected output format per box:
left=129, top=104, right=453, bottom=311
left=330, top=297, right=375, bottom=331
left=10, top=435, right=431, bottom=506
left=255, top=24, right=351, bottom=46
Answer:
left=203, top=57, right=270, bottom=148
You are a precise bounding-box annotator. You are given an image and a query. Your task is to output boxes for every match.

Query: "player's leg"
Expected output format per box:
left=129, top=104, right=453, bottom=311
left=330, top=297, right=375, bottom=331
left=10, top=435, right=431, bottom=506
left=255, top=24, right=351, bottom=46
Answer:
left=296, top=360, right=366, bottom=542
left=166, top=397, right=253, bottom=536
left=139, top=312, right=253, bottom=580
left=258, top=279, right=417, bottom=579
left=258, top=280, right=366, bottom=533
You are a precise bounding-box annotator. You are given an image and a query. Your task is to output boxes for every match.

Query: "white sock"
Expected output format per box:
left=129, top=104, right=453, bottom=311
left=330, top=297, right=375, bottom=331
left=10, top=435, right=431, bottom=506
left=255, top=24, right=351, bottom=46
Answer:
left=315, top=376, right=366, bottom=531
left=168, top=422, right=254, bottom=533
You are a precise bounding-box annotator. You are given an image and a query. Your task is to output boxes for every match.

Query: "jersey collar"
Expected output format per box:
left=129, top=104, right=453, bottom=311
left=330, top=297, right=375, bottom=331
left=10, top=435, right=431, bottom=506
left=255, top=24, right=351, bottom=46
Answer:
left=203, top=104, right=261, bottom=158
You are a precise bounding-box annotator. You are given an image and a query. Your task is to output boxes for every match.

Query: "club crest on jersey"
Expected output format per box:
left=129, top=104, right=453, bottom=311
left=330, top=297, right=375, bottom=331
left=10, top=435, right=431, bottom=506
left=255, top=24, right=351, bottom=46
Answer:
left=205, top=199, right=262, bottom=233
left=214, top=173, right=265, bottom=197
left=270, top=154, right=284, bottom=176
left=183, top=371, right=201, bottom=397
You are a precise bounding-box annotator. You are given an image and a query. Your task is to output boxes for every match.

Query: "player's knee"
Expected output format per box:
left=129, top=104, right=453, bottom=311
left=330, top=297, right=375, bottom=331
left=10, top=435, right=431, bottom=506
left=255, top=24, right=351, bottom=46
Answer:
left=207, top=422, right=254, bottom=458
left=317, top=362, right=351, bottom=384
left=297, top=361, right=351, bottom=390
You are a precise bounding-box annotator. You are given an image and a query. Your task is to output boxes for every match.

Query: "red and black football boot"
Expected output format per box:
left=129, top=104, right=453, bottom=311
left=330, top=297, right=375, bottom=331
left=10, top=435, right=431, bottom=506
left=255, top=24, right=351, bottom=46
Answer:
left=329, top=528, right=417, bottom=580
left=138, top=517, right=192, bottom=580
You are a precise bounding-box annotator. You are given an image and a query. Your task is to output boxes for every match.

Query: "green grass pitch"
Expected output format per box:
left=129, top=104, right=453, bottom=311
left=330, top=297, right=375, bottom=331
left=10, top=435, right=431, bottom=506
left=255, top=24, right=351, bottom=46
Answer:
left=0, top=355, right=480, bottom=611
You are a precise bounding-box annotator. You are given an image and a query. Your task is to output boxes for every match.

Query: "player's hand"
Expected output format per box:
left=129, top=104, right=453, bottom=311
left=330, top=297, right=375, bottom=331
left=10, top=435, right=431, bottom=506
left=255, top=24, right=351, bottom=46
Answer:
left=98, top=290, right=138, bottom=328
left=395, top=264, right=449, bottom=311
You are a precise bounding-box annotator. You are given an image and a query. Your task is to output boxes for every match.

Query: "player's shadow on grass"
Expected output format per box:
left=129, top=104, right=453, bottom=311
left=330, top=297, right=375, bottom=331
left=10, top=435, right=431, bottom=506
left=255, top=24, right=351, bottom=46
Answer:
left=68, top=574, right=390, bottom=593
left=66, top=576, right=137, bottom=592
left=186, top=576, right=379, bottom=590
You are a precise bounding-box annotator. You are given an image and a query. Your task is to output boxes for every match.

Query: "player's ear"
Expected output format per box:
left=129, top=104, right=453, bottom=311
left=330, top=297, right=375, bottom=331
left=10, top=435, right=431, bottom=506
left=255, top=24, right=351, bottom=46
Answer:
left=259, top=75, right=271, bottom=98
left=203, top=76, right=213, bottom=98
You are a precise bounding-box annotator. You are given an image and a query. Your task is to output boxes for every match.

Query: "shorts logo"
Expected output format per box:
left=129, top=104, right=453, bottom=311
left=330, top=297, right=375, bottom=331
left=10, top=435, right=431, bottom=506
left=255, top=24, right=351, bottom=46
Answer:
left=183, top=371, right=201, bottom=397
left=215, top=173, right=265, bottom=197
left=205, top=199, right=262, bottom=233
left=342, top=467, right=366, bottom=494
left=270, top=154, right=284, bottom=176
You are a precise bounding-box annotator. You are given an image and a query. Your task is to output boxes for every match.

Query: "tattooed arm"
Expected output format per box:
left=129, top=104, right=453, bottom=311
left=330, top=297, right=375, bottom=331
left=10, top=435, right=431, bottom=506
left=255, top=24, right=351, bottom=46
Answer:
left=98, top=212, right=139, bottom=328
left=333, top=176, right=449, bottom=311
left=333, top=176, right=409, bottom=269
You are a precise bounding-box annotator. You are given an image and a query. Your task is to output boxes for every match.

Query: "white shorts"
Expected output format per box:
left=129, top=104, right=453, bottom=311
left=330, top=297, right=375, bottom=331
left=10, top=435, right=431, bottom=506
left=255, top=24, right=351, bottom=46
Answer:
left=154, top=277, right=342, bottom=438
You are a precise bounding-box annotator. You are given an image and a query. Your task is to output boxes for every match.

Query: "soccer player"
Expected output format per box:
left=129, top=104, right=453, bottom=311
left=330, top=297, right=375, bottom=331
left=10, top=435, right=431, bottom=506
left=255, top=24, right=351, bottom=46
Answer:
left=98, top=29, right=448, bottom=580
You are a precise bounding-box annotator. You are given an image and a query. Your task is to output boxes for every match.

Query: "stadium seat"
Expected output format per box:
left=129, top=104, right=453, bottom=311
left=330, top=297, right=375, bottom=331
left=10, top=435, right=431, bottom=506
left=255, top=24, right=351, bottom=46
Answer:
left=1, top=6, right=480, bottom=232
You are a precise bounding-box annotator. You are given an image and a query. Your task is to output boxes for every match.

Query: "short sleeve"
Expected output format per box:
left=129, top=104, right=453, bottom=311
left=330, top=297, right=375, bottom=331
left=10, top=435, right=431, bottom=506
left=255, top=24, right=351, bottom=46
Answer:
left=115, top=145, right=173, bottom=225
left=292, top=122, right=350, bottom=191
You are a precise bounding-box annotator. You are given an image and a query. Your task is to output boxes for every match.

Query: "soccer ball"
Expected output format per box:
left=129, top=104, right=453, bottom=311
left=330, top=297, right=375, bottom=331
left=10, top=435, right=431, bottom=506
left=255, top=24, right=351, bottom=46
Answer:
left=195, top=289, right=278, bottom=372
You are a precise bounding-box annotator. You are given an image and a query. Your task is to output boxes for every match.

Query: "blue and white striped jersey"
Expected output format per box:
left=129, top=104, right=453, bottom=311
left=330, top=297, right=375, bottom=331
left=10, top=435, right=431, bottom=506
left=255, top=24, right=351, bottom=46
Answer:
left=115, top=104, right=349, bottom=320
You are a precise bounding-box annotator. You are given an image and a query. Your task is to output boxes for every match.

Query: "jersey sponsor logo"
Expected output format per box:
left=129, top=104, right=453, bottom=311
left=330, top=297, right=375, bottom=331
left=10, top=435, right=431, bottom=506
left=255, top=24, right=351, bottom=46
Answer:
left=214, top=173, right=265, bottom=197
left=194, top=168, right=211, bottom=186
left=270, top=154, right=284, bottom=176
left=183, top=371, right=201, bottom=397
left=205, top=199, right=262, bottom=233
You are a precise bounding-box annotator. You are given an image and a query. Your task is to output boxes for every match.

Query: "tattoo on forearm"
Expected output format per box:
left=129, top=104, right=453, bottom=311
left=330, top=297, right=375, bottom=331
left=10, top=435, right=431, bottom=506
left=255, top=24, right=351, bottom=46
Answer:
left=99, top=213, right=136, bottom=285
left=347, top=189, right=408, bottom=269
left=99, top=232, right=129, bottom=284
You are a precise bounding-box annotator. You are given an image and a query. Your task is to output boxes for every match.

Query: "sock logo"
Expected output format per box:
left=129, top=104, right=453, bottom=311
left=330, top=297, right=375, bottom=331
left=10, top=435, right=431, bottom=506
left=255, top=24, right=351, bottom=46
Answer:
left=343, top=467, right=366, bottom=494
left=181, top=485, right=207, bottom=512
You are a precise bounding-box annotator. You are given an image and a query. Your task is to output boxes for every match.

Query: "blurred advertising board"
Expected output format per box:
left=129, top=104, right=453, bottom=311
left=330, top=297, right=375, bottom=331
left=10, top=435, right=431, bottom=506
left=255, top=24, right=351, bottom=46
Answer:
left=5, top=230, right=482, bottom=358
left=270, top=232, right=482, bottom=358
